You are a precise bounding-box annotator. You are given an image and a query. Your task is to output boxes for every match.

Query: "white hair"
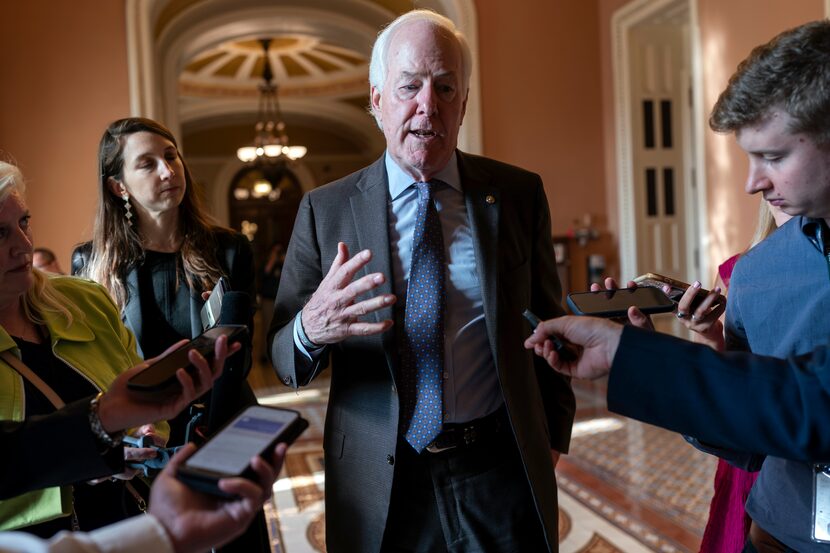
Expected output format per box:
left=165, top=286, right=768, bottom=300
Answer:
left=0, top=161, right=25, bottom=204
left=369, top=9, right=472, bottom=125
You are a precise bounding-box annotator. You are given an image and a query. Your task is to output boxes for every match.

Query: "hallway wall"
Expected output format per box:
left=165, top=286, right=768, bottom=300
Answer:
left=477, top=0, right=607, bottom=238
left=0, top=0, right=130, bottom=268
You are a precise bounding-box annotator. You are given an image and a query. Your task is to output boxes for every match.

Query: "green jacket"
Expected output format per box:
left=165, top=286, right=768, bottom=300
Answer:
left=0, top=276, right=150, bottom=530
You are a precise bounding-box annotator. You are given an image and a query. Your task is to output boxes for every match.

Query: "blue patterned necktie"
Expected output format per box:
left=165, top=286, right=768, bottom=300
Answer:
left=399, top=180, right=445, bottom=452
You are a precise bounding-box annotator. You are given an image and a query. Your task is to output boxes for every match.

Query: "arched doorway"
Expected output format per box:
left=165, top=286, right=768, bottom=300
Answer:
left=228, top=163, right=303, bottom=266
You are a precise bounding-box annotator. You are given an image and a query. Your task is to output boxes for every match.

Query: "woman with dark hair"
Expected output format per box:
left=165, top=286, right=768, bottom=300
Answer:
left=71, top=117, right=257, bottom=442
left=72, top=118, right=267, bottom=551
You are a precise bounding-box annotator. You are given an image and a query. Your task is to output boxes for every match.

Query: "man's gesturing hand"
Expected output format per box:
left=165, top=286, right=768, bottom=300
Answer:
left=301, top=242, right=397, bottom=345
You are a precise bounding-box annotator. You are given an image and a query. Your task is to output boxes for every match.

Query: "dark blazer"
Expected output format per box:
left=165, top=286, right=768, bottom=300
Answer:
left=71, top=231, right=258, bottom=434
left=268, top=152, right=576, bottom=552
left=71, top=230, right=255, bottom=358
left=609, top=325, right=830, bottom=462
left=0, top=398, right=123, bottom=499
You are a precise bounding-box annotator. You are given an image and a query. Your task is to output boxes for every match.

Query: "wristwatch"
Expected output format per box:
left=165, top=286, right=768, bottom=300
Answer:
left=88, top=392, right=125, bottom=450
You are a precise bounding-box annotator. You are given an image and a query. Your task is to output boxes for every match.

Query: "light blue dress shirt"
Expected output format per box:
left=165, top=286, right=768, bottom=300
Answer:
left=385, top=152, right=501, bottom=424
left=294, top=152, right=502, bottom=424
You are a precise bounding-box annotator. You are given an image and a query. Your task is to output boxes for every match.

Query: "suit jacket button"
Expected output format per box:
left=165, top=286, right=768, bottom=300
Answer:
left=283, top=376, right=292, bottom=385
left=386, top=454, right=395, bottom=465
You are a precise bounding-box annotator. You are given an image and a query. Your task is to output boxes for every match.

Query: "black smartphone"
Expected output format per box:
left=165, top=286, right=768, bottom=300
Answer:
left=566, top=287, right=675, bottom=318
left=177, top=405, right=308, bottom=498
left=200, top=277, right=229, bottom=332
left=126, top=325, right=246, bottom=397
left=522, top=309, right=577, bottom=362
left=632, top=272, right=721, bottom=311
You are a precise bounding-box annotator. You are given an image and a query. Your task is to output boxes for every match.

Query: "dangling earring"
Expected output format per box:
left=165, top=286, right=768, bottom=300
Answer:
left=120, top=188, right=134, bottom=227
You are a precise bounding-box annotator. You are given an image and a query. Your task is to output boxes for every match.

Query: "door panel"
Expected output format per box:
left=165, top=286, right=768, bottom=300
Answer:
left=629, top=24, right=688, bottom=280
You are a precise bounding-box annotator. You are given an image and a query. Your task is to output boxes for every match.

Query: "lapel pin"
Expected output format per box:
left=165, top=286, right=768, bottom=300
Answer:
left=485, top=194, right=496, bottom=205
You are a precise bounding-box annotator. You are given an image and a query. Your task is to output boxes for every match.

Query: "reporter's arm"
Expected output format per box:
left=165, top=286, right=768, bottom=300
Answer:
left=0, top=515, right=174, bottom=553
left=0, top=399, right=123, bottom=499
left=608, top=325, right=830, bottom=462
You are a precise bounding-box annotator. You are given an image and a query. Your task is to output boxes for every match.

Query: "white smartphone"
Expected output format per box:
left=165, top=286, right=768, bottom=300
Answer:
left=176, top=405, right=308, bottom=498
left=200, top=277, right=229, bottom=331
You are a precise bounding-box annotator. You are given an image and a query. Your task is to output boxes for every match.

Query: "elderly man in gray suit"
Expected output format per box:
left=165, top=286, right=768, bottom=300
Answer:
left=268, top=9, right=575, bottom=553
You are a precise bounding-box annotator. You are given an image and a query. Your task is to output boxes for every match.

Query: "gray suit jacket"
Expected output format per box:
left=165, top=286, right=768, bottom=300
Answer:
left=268, top=152, right=575, bottom=552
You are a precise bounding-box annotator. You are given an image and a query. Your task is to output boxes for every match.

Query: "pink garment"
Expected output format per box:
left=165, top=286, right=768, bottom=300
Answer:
left=699, top=253, right=757, bottom=553
left=699, top=460, right=759, bottom=553
left=717, top=254, right=740, bottom=290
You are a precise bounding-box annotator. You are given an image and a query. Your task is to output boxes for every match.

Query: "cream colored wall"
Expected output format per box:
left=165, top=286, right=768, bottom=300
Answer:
left=0, top=0, right=130, bottom=271
left=696, top=0, right=822, bottom=270
left=476, top=0, right=607, bottom=237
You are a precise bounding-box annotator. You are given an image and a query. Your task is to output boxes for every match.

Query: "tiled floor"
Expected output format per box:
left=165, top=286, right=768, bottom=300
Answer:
left=249, top=355, right=717, bottom=553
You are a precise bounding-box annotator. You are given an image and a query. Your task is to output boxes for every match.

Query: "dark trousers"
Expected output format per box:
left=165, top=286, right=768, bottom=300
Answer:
left=380, top=428, right=549, bottom=553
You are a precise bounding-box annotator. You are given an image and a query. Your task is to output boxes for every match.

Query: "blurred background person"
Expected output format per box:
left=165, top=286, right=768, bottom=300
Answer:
left=31, top=248, right=63, bottom=275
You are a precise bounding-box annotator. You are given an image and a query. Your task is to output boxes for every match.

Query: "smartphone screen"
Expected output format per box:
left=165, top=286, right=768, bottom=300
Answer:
left=184, top=406, right=301, bottom=475
left=567, top=287, right=675, bottom=317
left=127, top=325, right=245, bottom=394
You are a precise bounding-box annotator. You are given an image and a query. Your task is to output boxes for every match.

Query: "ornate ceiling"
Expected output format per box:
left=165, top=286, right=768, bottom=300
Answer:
left=179, top=36, right=369, bottom=99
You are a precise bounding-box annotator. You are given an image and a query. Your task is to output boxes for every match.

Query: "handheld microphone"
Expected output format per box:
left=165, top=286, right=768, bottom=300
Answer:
left=207, top=291, right=253, bottom=435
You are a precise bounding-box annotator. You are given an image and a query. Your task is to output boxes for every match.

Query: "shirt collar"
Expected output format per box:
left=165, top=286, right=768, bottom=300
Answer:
left=385, top=151, right=462, bottom=201
left=801, top=216, right=830, bottom=254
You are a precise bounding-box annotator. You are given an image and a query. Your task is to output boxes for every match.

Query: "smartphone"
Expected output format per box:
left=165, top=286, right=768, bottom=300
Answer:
left=567, top=287, right=675, bottom=318
left=200, top=277, right=229, bottom=331
left=632, top=272, right=720, bottom=310
left=177, top=405, right=309, bottom=498
left=126, top=325, right=246, bottom=397
left=522, top=309, right=577, bottom=362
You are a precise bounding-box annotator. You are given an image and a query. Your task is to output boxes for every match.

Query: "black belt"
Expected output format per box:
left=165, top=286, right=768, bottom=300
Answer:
left=425, top=407, right=507, bottom=454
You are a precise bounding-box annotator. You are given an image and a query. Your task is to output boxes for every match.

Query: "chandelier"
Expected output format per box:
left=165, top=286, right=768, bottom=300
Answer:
left=236, top=38, right=307, bottom=163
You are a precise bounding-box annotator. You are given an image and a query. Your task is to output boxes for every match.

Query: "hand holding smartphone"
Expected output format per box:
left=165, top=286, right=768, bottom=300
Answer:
left=127, top=325, right=246, bottom=398
left=632, top=272, right=722, bottom=311
left=176, top=405, right=308, bottom=498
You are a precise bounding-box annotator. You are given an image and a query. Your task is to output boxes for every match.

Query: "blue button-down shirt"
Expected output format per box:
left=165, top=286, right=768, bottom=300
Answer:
left=725, top=216, right=830, bottom=552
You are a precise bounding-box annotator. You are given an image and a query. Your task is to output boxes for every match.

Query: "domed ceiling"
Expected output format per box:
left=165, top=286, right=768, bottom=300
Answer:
left=179, top=36, right=369, bottom=99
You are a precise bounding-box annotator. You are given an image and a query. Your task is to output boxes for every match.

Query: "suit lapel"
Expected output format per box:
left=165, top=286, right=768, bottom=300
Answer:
left=350, top=157, right=398, bottom=378
left=459, top=153, right=501, bottom=369
left=123, top=268, right=146, bottom=357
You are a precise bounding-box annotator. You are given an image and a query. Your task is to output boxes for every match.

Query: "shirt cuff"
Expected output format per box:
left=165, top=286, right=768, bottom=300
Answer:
left=293, top=312, right=325, bottom=361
